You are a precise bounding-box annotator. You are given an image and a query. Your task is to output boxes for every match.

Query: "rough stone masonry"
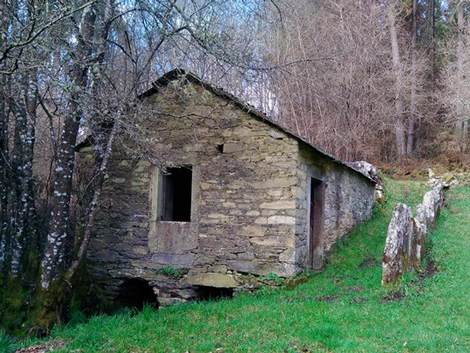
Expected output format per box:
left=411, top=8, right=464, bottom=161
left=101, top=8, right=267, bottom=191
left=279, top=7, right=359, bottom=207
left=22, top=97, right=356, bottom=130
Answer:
left=77, top=70, right=376, bottom=306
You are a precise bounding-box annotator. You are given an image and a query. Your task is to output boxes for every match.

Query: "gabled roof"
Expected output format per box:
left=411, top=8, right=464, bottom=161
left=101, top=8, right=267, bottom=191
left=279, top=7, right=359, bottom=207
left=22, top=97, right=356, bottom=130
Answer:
left=77, top=69, right=375, bottom=184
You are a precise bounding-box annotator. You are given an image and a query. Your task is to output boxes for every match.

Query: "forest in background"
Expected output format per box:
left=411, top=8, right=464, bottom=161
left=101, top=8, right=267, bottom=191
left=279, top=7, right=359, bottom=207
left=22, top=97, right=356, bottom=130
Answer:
left=1, top=0, right=470, bottom=335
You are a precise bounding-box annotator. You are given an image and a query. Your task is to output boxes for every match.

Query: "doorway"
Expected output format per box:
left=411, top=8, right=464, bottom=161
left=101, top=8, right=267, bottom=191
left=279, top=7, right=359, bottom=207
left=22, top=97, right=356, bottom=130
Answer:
left=309, top=178, right=325, bottom=270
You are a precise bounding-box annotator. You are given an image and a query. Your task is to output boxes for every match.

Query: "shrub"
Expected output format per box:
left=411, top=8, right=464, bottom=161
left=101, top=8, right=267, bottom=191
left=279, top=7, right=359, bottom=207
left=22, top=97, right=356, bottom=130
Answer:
left=156, top=266, right=180, bottom=277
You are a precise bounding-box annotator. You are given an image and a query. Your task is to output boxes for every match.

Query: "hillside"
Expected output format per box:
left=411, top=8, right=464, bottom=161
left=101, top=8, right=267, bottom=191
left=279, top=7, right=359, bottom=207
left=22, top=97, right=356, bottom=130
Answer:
left=5, top=179, right=470, bottom=353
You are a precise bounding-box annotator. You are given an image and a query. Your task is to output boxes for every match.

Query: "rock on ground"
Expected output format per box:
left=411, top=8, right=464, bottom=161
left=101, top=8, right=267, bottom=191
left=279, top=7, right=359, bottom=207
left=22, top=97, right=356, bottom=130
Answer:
left=14, top=340, right=65, bottom=353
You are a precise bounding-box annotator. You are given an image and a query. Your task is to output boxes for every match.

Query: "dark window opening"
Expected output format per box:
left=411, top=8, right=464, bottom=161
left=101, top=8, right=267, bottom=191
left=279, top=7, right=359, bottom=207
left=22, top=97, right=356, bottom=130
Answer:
left=160, top=166, right=192, bottom=222
left=115, top=279, right=159, bottom=310
left=217, top=144, right=224, bottom=153
left=194, top=286, right=234, bottom=302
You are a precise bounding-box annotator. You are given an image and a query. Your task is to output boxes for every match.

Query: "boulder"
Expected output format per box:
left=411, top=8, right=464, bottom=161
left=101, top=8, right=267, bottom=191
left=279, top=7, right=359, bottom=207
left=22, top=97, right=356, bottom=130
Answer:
left=428, top=168, right=435, bottom=179
left=442, top=173, right=458, bottom=188
left=427, top=172, right=457, bottom=189
left=415, top=203, right=428, bottom=242
left=375, top=184, right=385, bottom=203
left=346, top=161, right=379, bottom=182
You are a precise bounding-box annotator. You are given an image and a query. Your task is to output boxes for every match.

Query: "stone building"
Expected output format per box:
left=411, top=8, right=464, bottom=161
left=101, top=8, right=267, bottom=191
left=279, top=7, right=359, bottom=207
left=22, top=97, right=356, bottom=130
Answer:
left=76, top=69, right=376, bottom=307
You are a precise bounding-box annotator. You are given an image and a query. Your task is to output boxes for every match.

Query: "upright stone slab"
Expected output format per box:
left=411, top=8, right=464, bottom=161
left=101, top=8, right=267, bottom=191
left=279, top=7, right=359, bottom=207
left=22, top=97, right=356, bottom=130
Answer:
left=415, top=203, right=428, bottom=237
left=410, top=217, right=426, bottom=269
left=382, top=183, right=445, bottom=286
left=421, top=184, right=444, bottom=231
left=414, top=203, right=428, bottom=265
left=382, top=203, right=413, bottom=285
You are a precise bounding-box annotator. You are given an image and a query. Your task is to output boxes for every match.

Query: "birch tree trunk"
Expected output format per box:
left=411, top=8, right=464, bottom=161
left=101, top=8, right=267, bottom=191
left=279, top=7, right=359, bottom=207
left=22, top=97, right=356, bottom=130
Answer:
left=66, top=0, right=115, bottom=282
left=388, top=6, right=407, bottom=157
left=0, top=80, right=10, bottom=272
left=0, top=0, right=40, bottom=277
left=41, top=0, right=115, bottom=289
left=41, top=5, right=97, bottom=289
left=22, top=71, right=39, bottom=274
left=9, top=72, right=39, bottom=277
left=0, top=0, right=10, bottom=272
left=10, top=93, right=28, bottom=275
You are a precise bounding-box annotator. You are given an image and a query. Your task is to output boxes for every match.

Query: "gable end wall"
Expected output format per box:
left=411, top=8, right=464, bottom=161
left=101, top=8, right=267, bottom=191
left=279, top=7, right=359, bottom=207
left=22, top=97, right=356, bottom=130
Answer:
left=84, top=79, right=302, bottom=301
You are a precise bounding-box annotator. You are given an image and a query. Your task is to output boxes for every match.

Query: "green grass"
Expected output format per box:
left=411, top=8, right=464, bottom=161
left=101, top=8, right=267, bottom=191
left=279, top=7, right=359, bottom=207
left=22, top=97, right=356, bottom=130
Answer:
left=10, top=178, right=470, bottom=352
left=0, top=330, right=16, bottom=353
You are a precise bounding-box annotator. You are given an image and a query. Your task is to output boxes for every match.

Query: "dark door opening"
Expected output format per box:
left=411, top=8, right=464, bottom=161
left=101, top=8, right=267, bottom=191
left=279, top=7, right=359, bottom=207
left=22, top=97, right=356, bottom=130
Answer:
left=160, top=166, right=192, bottom=221
left=309, top=178, right=325, bottom=270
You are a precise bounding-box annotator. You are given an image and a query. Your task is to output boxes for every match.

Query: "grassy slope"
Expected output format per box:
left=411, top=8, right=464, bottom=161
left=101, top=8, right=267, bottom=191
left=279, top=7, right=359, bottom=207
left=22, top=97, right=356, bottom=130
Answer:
left=8, top=179, right=470, bottom=353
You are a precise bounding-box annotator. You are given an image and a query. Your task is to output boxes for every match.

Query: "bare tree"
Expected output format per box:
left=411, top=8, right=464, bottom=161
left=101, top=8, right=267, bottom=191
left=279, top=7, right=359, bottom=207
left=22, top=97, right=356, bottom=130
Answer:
left=407, top=0, right=418, bottom=155
left=261, top=0, right=401, bottom=162
left=0, top=0, right=41, bottom=277
left=455, top=0, right=469, bottom=153
left=41, top=0, right=115, bottom=289
left=444, top=1, right=470, bottom=155
left=388, top=3, right=407, bottom=157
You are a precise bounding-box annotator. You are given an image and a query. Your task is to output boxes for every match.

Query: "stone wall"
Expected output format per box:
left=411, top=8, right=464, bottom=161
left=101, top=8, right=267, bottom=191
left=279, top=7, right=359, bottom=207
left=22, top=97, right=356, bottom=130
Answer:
left=295, top=147, right=376, bottom=271
left=382, top=184, right=444, bottom=285
left=80, top=77, right=376, bottom=305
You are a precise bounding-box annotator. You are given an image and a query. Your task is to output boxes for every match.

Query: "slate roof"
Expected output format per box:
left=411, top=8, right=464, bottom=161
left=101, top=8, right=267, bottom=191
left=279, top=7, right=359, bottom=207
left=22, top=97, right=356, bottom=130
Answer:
left=76, top=69, right=375, bottom=184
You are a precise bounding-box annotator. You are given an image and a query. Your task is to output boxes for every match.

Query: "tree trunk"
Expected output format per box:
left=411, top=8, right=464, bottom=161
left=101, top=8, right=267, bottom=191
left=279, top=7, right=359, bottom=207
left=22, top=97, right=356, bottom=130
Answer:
left=41, top=0, right=115, bottom=289
left=40, top=76, right=86, bottom=288
left=10, top=92, right=29, bottom=276
left=0, top=74, right=10, bottom=272
left=67, top=0, right=116, bottom=281
left=23, top=72, right=39, bottom=273
left=0, top=0, right=11, bottom=272
left=428, top=0, right=436, bottom=81
left=388, top=6, right=407, bottom=157
left=456, top=1, right=467, bottom=153
left=41, top=5, right=97, bottom=289
left=67, top=121, right=118, bottom=280
left=0, top=0, right=40, bottom=280
left=407, top=0, right=418, bottom=156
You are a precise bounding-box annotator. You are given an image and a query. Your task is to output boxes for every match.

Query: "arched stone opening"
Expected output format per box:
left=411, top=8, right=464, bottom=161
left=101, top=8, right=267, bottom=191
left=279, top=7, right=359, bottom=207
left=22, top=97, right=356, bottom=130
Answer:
left=115, top=278, right=159, bottom=310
